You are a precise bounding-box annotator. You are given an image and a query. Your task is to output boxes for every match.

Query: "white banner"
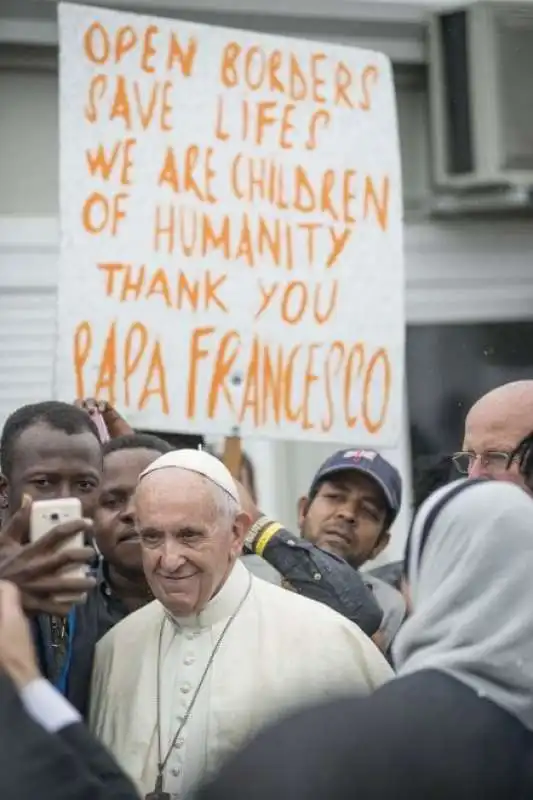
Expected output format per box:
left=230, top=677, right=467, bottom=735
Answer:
left=57, top=3, right=404, bottom=444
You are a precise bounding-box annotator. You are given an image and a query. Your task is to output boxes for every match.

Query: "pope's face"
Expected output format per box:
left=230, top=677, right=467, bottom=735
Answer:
left=135, top=469, right=246, bottom=616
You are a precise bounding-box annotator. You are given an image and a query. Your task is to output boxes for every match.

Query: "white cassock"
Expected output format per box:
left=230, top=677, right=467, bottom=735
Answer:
left=90, top=559, right=392, bottom=799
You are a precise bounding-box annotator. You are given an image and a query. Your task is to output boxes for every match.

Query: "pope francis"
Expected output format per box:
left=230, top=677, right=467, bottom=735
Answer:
left=89, top=449, right=392, bottom=800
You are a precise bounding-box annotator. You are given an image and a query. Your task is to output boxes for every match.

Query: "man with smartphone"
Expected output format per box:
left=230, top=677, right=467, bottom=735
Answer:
left=0, top=401, right=103, bottom=690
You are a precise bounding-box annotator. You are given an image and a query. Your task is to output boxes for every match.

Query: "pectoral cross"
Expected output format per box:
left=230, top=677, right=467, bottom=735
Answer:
left=145, top=775, right=171, bottom=800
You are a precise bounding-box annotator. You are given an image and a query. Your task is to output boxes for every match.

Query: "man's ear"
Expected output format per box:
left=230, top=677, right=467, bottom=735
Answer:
left=232, top=510, right=252, bottom=554
left=370, top=530, right=390, bottom=560
left=297, top=496, right=310, bottom=528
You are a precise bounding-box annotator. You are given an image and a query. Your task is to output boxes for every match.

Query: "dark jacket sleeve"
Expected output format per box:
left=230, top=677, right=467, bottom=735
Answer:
left=196, top=670, right=533, bottom=800
left=250, top=526, right=383, bottom=636
left=0, top=674, right=139, bottom=800
left=57, top=723, right=140, bottom=798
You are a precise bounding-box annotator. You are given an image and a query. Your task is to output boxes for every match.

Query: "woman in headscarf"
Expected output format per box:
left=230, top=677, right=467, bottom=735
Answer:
left=194, top=479, right=533, bottom=800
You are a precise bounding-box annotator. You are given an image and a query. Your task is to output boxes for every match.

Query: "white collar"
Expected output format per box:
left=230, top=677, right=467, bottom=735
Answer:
left=168, top=559, right=251, bottom=630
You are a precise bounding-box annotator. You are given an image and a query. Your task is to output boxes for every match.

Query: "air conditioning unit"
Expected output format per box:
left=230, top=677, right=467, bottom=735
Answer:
left=429, top=1, right=533, bottom=191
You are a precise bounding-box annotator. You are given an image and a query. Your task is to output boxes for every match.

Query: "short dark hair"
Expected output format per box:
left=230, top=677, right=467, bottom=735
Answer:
left=103, top=433, right=173, bottom=458
left=412, top=454, right=453, bottom=512
left=137, top=429, right=204, bottom=450
left=512, top=432, right=533, bottom=488
left=0, top=401, right=101, bottom=477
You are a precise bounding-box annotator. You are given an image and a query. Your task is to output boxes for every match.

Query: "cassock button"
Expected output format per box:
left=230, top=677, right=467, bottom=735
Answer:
left=174, top=737, right=185, bottom=749
left=181, top=683, right=192, bottom=694
left=313, top=572, right=322, bottom=580
left=184, top=655, right=195, bottom=666
left=171, top=768, right=180, bottom=778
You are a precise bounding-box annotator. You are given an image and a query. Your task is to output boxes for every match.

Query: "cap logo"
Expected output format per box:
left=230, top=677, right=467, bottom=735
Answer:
left=344, top=450, right=377, bottom=462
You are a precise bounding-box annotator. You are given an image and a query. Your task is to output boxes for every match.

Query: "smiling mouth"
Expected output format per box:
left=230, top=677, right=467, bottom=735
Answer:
left=157, top=572, right=199, bottom=582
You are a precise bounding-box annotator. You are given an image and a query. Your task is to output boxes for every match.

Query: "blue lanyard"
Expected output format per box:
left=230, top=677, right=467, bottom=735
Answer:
left=55, top=608, right=76, bottom=695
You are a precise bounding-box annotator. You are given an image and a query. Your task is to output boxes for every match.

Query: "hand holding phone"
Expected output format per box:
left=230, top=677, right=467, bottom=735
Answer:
left=30, top=498, right=85, bottom=549
left=30, top=498, right=92, bottom=604
left=0, top=497, right=96, bottom=616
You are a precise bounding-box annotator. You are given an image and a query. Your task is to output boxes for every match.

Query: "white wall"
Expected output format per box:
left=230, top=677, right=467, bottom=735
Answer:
left=0, top=0, right=436, bottom=56
left=0, top=218, right=59, bottom=431
left=0, top=70, right=59, bottom=214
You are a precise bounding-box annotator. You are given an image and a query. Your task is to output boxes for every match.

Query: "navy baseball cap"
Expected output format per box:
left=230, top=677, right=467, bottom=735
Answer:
left=309, top=449, right=402, bottom=523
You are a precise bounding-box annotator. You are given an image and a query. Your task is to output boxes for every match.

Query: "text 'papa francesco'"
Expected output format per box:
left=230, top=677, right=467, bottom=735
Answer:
left=74, top=322, right=392, bottom=435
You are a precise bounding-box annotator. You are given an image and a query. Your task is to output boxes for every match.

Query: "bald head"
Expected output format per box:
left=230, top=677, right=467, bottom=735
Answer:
left=462, top=381, right=533, bottom=486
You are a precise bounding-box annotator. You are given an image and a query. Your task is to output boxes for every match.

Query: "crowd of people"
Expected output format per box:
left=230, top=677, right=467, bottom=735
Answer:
left=1, top=380, right=533, bottom=798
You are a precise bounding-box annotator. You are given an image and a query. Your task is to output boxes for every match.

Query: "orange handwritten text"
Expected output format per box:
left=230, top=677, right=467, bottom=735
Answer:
left=158, top=145, right=217, bottom=203
left=73, top=319, right=169, bottom=414
left=219, top=43, right=380, bottom=110
left=85, top=138, right=137, bottom=184
left=153, top=205, right=352, bottom=269
left=85, top=74, right=174, bottom=131
left=187, top=328, right=391, bottom=434
left=229, top=155, right=390, bottom=229
left=82, top=191, right=129, bottom=236
left=83, top=21, right=198, bottom=76
left=97, top=263, right=228, bottom=312
left=215, top=97, right=331, bottom=151
left=255, top=279, right=338, bottom=324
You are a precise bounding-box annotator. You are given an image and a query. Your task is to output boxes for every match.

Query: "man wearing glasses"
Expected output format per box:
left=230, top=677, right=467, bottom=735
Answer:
left=454, top=380, right=533, bottom=489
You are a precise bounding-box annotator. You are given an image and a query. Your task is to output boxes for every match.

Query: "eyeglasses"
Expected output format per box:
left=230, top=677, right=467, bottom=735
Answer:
left=452, top=451, right=513, bottom=475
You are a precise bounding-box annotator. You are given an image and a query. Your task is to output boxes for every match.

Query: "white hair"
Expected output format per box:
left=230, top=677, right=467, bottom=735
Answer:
left=196, top=474, right=241, bottom=527
left=137, top=467, right=241, bottom=528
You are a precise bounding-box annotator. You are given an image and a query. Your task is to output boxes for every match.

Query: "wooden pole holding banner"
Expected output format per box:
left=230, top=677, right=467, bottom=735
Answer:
left=222, top=435, right=242, bottom=480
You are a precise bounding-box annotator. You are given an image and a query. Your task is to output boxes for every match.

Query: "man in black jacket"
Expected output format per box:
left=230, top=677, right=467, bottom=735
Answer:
left=0, top=579, right=139, bottom=799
